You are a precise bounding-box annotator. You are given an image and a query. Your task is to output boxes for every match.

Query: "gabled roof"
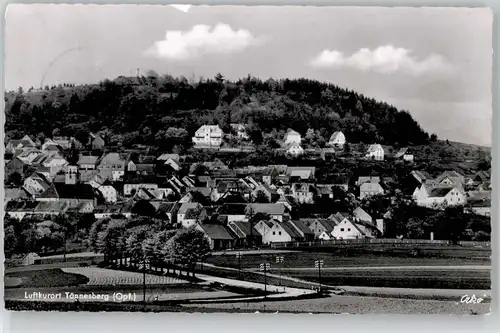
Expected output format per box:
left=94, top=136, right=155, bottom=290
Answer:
left=428, top=187, right=454, bottom=197
left=329, top=131, right=344, bottom=141
left=393, top=147, right=408, bottom=158
left=198, top=223, right=235, bottom=240
left=158, top=153, right=180, bottom=161
left=367, top=144, right=383, bottom=153
left=360, top=182, right=384, bottom=193
left=63, top=184, right=95, bottom=200
left=218, top=203, right=247, bottom=215
left=178, top=202, right=202, bottom=214
left=357, top=176, right=380, bottom=185
left=353, top=207, right=372, bottom=222
left=78, top=155, right=99, bottom=165
left=280, top=221, right=303, bottom=239
left=228, top=221, right=261, bottom=238
left=411, top=170, right=431, bottom=183
left=286, top=129, right=300, bottom=136
left=247, top=203, right=285, bottom=215
left=289, top=220, right=314, bottom=236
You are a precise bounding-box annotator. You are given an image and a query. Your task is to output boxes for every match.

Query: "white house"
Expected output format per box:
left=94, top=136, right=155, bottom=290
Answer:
left=97, top=185, right=117, bottom=203
left=412, top=185, right=467, bottom=208
left=286, top=143, right=304, bottom=157
left=192, top=125, right=223, bottom=148
left=78, top=155, right=99, bottom=170
left=327, top=131, right=346, bottom=147
left=23, top=174, right=50, bottom=197
left=365, top=144, right=385, bottom=161
left=284, top=129, right=302, bottom=145
left=359, top=182, right=385, bottom=199
left=254, top=220, right=302, bottom=244
left=330, top=213, right=373, bottom=240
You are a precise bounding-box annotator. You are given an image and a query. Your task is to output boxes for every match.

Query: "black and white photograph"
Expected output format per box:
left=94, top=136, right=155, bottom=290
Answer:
left=3, top=4, right=493, bottom=315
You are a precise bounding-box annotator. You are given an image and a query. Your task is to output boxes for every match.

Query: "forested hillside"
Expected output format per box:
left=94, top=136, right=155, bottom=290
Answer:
left=5, top=73, right=432, bottom=149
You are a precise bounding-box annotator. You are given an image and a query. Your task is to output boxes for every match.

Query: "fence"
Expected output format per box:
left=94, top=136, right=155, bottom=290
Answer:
left=270, top=238, right=490, bottom=249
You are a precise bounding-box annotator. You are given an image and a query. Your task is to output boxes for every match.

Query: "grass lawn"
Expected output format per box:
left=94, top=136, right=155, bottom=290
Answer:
left=206, top=250, right=491, bottom=270
left=286, top=269, right=491, bottom=290
left=5, top=269, right=89, bottom=288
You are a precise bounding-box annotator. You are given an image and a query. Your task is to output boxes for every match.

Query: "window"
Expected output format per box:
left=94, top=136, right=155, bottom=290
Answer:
left=348, top=228, right=351, bottom=231
left=279, top=231, right=282, bottom=235
left=340, top=228, right=344, bottom=231
left=272, top=231, right=276, bottom=235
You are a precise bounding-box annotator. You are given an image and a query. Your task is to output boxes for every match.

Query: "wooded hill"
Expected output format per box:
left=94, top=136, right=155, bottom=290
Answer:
left=5, top=73, right=432, bottom=150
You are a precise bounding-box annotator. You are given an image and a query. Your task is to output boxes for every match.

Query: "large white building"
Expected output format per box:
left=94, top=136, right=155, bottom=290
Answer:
left=284, top=129, right=302, bottom=145
left=327, top=131, right=346, bottom=147
left=365, top=144, right=385, bottom=161
left=412, top=184, right=467, bottom=208
left=192, top=125, right=223, bottom=148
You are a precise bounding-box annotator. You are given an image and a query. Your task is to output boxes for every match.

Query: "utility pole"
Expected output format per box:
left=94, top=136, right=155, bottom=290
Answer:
left=236, top=252, right=242, bottom=277
left=276, top=256, right=284, bottom=291
left=314, top=260, right=324, bottom=293
left=259, top=262, right=270, bottom=298
left=142, top=257, right=149, bottom=306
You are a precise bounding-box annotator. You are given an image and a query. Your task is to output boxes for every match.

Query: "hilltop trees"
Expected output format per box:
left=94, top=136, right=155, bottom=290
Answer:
left=5, top=75, right=430, bottom=150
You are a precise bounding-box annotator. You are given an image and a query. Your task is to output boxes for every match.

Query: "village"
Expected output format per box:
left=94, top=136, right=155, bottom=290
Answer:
left=4, top=124, right=492, bottom=251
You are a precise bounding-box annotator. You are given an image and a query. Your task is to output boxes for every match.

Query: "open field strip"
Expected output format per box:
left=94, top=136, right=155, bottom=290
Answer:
left=262, top=265, right=492, bottom=271
left=62, top=267, right=187, bottom=286
left=184, top=294, right=491, bottom=315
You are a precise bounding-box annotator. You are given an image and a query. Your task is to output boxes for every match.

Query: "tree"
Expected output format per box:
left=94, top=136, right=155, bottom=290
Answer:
left=254, top=190, right=270, bottom=203
left=430, top=133, right=438, bottom=142
left=7, top=172, right=22, bottom=186
left=4, top=225, right=17, bottom=256
left=132, top=200, right=156, bottom=217
left=167, top=227, right=211, bottom=275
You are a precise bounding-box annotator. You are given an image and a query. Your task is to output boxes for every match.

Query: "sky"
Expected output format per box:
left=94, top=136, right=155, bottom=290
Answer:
left=4, top=5, right=493, bottom=146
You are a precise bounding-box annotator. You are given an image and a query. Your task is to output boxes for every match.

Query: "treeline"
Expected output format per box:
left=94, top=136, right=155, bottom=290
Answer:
left=5, top=73, right=431, bottom=149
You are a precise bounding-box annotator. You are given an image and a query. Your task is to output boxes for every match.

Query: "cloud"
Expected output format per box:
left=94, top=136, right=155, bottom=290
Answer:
left=169, top=4, right=192, bottom=13
left=310, top=45, right=453, bottom=76
left=144, top=23, right=265, bottom=60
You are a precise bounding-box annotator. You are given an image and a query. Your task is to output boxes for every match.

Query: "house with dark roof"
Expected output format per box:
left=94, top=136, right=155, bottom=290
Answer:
left=217, top=203, right=248, bottom=223
left=286, top=166, right=316, bottom=180
left=195, top=223, right=236, bottom=250
left=254, top=219, right=303, bottom=244
left=227, top=221, right=262, bottom=248
left=156, top=202, right=180, bottom=224
left=89, top=133, right=105, bottom=150
left=97, top=152, right=127, bottom=181
left=289, top=220, right=315, bottom=241
left=246, top=203, right=288, bottom=222
left=78, top=155, right=99, bottom=170
left=5, top=156, right=25, bottom=177
left=177, top=202, right=205, bottom=228
left=36, top=183, right=97, bottom=206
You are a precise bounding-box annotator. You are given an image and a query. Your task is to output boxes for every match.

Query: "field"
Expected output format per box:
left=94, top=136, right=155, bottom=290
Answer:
left=5, top=269, right=89, bottom=288
left=206, top=247, right=491, bottom=290
left=184, top=294, right=491, bottom=315
left=206, top=248, right=491, bottom=270
left=61, top=267, right=187, bottom=286
left=286, top=268, right=491, bottom=290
